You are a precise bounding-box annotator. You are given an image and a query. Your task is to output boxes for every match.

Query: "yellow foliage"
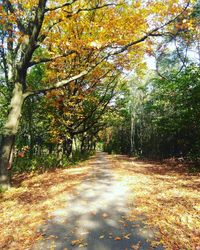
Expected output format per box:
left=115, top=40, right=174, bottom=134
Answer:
left=4, top=0, right=192, bottom=83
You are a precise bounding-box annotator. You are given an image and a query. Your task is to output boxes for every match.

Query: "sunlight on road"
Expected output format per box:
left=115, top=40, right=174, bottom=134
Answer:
left=33, top=153, right=160, bottom=250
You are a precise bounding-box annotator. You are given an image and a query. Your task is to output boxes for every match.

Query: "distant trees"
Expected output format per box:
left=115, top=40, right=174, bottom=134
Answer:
left=103, top=63, right=200, bottom=159
left=143, top=65, right=200, bottom=158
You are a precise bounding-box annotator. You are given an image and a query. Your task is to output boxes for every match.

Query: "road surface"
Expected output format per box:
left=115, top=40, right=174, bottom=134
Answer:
left=33, top=152, right=163, bottom=250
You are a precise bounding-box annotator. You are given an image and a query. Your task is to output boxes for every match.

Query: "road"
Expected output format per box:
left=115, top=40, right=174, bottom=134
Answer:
left=33, top=152, right=163, bottom=250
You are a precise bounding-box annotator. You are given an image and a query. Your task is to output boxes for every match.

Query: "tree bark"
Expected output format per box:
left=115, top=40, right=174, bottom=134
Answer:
left=130, top=115, right=135, bottom=155
left=64, top=138, right=73, bottom=158
left=0, top=83, right=24, bottom=188
left=57, top=143, right=63, bottom=165
left=0, top=135, right=15, bottom=188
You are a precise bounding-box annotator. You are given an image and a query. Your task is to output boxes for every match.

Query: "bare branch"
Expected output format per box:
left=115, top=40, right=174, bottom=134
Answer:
left=24, top=52, right=109, bottom=98
left=72, top=76, right=119, bottom=135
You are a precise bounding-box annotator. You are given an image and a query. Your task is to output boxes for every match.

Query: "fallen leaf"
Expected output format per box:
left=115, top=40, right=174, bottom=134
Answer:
left=131, top=244, right=140, bottom=250
left=79, top=243, right=88, bottom=248
left=91, top=211, right=97, bottom=216
left=102, top=213, right=108, bottom=218
left=80, top=232, right=89, bottom=235
left=71, top=239, right=83, bottom=246
left=47, top=235, right=56, bottom=239
left=124, top=233, right=131, bottom=239
left=131, top=242, right=141, bottom=250
left=114, top=236, right=122, bottom=241
left=118, top=220, right=124, bottom=223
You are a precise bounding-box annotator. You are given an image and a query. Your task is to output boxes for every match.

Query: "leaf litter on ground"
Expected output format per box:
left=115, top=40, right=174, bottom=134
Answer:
left=109, top=155, right=200, bottom=250
left=0, top=162, right=91, bottom=250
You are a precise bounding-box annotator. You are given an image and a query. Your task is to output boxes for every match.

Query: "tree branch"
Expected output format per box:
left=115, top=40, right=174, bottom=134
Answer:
left=38, top=19, right=63, bottom=43
left=72, top=82, right=117, bottom=136
left=23, top=69, right=89, bottom=98
left=45, top=0, right=78, bottom=12
left=73, top=74, right=119, bottom=132
left=45, top=1, right=118, bottom=14
left=24, top=52, right=108, bottom=98
left=4, top=0, right=27, bottom=34
left=63, top=3, right=119, bottom=17
left=109, top=1, right=190, bottom=56
left=17, top=0, right=47, bottom=73
left=24, top=1, right=190, bottom=98
left=28, top=50, right=77, bottom=67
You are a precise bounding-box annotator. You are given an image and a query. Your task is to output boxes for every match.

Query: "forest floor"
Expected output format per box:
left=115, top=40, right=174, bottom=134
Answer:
left=0, top=152, right=199, bottom=250
left=110, top=154, right=200, bottom=250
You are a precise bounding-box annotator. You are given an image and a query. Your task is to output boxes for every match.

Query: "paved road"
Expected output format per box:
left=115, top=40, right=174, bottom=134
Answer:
left=33, top=153, right=163, bottom=250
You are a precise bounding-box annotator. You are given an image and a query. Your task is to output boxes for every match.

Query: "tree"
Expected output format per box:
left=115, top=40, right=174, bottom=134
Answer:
left=146, top=65, right=200, bottom=158
left=0, top=0, right=192, bottom=188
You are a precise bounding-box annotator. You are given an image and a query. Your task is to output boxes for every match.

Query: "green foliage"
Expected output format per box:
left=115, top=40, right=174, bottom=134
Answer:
left=143, top=65, right=200, bottom=158
left=102, top=83, right=132, bottom=155
left=26, top=63, right=45, bottom=88
left=13, top=155, right=60, bottom=173
left=0, top=185, right=6, bottom=193
left=102, top=63, right=200, bottom=160
left=12, top=150, right=92, bottom=173
left=71, top=149, right=94, bottom=163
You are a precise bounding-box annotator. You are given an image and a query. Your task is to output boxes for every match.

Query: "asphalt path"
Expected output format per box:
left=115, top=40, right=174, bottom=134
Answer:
left=32, top=152, right=163, bottom=250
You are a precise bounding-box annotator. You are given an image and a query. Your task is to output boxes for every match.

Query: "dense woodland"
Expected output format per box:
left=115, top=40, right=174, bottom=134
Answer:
left=0, top=0, right=200, bottom=188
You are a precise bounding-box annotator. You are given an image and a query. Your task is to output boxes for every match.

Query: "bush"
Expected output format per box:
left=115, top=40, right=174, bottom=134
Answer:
left=13, top=155, right=60, bottom=173
left=12, top=150, right=93, bottom=173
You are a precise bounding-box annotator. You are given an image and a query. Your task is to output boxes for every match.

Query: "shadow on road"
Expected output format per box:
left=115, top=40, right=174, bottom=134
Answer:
left=33, top=153, right=163, bottom=250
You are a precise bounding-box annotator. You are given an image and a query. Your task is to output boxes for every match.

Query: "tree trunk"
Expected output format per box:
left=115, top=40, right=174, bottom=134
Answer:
left=130, top=115, right=135, bottom=155
left=65, top=138, right=73, bottom=158
left=0, top=135, right=15, bottom=188
left=81, top=137, right=86, bottom=154
left=0, top=83, right=24, bottom=189
left=28, top=99, right=34, bottom=158
left=57, top=143, right=63, bottom=165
